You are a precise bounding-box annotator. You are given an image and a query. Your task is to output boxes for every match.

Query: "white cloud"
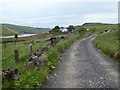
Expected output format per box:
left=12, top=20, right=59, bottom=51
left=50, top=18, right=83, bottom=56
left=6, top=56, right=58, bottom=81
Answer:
left=0, top=0, right=54, bottom=3
left=0, top=0, right=119, bottom=3
left=1, top=13, right=118, bottom=27
left=83, top=13, right=117, bottom=23
left=0, top=1, right=118, bottom=27
left=5, top=0, right=120, bottom=2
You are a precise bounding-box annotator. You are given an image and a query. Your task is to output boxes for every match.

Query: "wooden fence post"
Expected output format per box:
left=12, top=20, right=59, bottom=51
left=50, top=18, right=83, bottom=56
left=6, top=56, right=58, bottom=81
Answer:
left=32, top=40, right=34, bottom=45
left=29, top=44, right=33, bottom=54
left=4, top=41, right=7, bottom=48
left=14, top=50, right=19, bottom=62
left=5, top=42, right=6, bottom=48
left=14, top=40, right=16, bottom=45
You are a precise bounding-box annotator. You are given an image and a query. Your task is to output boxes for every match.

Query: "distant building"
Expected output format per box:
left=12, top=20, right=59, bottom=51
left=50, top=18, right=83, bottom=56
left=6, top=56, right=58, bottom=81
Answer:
left=60, top=27, right=68, bottom=32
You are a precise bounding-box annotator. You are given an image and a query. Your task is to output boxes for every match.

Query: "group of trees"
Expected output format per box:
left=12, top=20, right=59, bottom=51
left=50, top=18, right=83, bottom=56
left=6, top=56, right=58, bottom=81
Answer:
left=49, top=26, right=60, bottom=33
left=49, top=25, right=96, bottom=35
left=67, top=25, right=75, bottom=32
left=49, top=25, right=75, bottom=33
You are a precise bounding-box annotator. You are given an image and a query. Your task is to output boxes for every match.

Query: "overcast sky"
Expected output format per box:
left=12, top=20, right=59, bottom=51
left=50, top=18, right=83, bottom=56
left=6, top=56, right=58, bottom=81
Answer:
left=0, top=0, right=118, bottom=28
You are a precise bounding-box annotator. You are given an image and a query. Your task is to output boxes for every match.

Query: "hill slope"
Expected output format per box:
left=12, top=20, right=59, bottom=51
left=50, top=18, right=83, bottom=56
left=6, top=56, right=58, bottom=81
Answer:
left=0, top=25, right=19, bottom=36
left=81, top=23, right=118, bottom=33
left=82, top=22, right=114, bottom=27
left=0, top=24, right=50, bottom=36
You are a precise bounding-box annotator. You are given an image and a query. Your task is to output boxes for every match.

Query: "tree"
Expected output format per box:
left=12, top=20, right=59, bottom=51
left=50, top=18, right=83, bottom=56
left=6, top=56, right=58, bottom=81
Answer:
left=54, top=26, right=60, bottom=30
left=14, top=34, right=18, bottom=45
left=15, top=34, right=18, bottom=39
left=51, top=26, right=60, bottom=33
left=67, top=25, right=75, bottom=32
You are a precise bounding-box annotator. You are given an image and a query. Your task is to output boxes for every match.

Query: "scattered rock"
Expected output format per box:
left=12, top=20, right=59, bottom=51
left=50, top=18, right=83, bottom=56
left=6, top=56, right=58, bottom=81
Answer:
left=2, top=67, right=19, bottom=81
left=26, top=47, right=48, bottom=68
left=33, top=47, right=48, bottom=57
left=59, top=36, right=65, bottom=40
left=114, top=52, right=120, bottom=58
left=48, top=36, right=66, bottom=46
left=39, top=54, right=48, bottom=61
left=25, top=61, right=34, bottom=69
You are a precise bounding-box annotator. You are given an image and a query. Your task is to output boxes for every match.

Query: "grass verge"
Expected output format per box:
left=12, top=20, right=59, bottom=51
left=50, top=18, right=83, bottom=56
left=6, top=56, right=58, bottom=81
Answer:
left=94, top=31, right=120, bottom=64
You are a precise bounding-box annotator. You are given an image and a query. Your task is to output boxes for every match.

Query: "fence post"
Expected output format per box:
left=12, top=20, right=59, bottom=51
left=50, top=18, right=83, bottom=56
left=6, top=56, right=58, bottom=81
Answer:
left=14, top=50, right=19, bottom=62
left=5, top=42, right=6, bottom=48
left=32, top=40, right=34, bottom=45
left=29, top=44, right=33, bottom=54
left=4, top=41, right=7, bottom=48
left=14, top=40, right=16, bottom=45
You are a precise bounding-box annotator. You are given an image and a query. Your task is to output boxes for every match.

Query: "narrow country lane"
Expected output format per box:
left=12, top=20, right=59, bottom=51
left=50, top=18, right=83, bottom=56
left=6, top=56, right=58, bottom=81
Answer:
left=44, top=35, right=119, bottom=89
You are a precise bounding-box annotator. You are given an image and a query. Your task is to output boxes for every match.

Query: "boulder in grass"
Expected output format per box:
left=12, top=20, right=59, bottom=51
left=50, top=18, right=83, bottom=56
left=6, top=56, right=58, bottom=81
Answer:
left=48, top=37, right=59, bottom=46
left=31, top=54, right=48, bottom=66
left=33, top=47, right=48, bottom=57
left=59, top=36, right=65, bottom=40
left=48, top=37, right=57, bottom=42
left=39, top=54, right=48, bottom=61
left=32, top=57, right=42, bottom=66
left=104, top=30, right=108, bottom=32
left=25, top=61, right=34, bottom=69
left=28, top=55, right=38, bottom=61
left=26, top=54, right=48, bottom=68
left=99, top=31, right=103, bottom=34
left=114, top=52, right=120, bottom=58
left=27, top=47, right=49, bottom=68
left=2, top=67, right=19, bottom=81
left=26, top=58, right=44, bottom=68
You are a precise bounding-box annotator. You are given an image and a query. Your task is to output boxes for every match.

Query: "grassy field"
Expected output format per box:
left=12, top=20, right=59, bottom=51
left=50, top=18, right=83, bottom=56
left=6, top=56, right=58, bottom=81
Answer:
left=94, top=31, right=120, bottom=64
left=1, top=32, right=88, bottom=88
left=2, top=41, right=48, bottom=69
left=2, top=39, right=49, bottom=88
left=85, top=24, right=118, bottom=33
left=1, top=33, right=53, bottom=88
